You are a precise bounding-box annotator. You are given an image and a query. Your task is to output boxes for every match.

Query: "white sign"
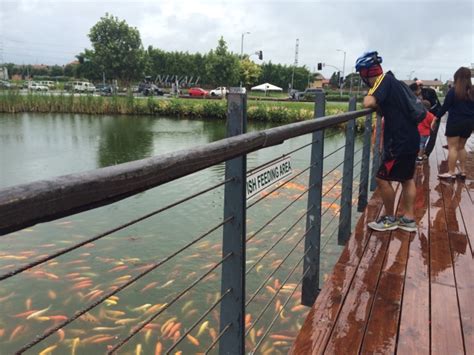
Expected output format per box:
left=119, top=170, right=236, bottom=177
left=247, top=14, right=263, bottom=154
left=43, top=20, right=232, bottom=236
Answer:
left=246, top=156, right=293, bottom=200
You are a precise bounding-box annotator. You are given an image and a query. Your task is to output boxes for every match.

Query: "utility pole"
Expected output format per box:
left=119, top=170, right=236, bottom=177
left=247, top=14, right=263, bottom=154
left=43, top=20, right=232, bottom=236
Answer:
left=291, top=38, right=299, bottom=90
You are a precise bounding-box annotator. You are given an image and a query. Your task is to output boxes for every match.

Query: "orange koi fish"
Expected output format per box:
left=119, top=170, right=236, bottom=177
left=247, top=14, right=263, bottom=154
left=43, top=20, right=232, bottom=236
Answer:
left=115, top=318, right=139, bottom=325
left=172, top=330, right=181, bottom=342
left=48, top=290, right=57, bottom=300
left=208, top=327, right=217, bottom=341
left=154, top=341, right=163, bottom=355
left=186, top=334, right=200, bottom=346
left=291, top=305, right=306, bottom=312
left=140, top=281, right=159, bottom=293
left=9, top=325, right=25, bottom=341
left=145, top=303, right=166, bottom=315
left=108, top=265, right=128, bottom=273
left=49, top=315, right=68, bottom=322
left=91, top=336, right=116, bottom=344
left=57, top=328, right=65, bottom=342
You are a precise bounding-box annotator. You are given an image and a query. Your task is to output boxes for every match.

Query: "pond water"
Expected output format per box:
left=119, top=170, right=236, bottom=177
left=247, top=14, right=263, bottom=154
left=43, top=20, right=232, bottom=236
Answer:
left=0, top=113, right=364, bottom=354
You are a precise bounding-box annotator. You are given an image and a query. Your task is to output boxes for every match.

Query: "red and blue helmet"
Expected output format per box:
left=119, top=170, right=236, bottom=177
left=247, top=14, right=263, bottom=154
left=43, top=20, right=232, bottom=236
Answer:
left=355, top=51, right=383, bottom=72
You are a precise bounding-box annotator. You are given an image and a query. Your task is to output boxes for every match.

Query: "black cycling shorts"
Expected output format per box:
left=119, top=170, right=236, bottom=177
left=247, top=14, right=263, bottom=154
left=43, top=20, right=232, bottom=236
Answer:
left=445, top=119, right=473, bottom=139
left=376, top=153, right=417, bottom=182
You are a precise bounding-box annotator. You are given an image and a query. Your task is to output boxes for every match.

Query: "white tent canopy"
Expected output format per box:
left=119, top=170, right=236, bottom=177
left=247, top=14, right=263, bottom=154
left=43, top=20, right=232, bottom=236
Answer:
left=250, top=82, right=283, bottom=92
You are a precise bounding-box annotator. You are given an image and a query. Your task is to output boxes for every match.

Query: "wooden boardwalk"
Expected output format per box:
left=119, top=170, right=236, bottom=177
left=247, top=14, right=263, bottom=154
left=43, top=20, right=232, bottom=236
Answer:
left=291, top=129, right=474, bottom=355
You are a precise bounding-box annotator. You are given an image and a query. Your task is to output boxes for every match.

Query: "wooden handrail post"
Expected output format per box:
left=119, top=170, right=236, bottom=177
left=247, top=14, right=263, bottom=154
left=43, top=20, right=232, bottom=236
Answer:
left=219, top=88, right=247, bottom=355
left=357, top=113, right=373, bottom=211
left=338, top=96, right=357, bottom=245
left=301, top=91, right=325, bottom=306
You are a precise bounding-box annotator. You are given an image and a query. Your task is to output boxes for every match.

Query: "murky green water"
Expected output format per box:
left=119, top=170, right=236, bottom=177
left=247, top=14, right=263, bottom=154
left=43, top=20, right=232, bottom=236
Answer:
left=0, top=113, right=363, bottom=354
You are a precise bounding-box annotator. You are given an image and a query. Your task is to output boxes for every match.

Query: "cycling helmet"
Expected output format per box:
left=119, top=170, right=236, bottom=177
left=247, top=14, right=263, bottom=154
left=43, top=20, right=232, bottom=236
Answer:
left=355, top=51, right=383, bottom=72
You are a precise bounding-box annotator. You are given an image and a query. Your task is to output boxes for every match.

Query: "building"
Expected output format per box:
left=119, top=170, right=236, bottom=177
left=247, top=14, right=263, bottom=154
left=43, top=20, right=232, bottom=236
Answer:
left=309, top=73, right=330, bottom=89
left=0, top=67, right=8, bottom=80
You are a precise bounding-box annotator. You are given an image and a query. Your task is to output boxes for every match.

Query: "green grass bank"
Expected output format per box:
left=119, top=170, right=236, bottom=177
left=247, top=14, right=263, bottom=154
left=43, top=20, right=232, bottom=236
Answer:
left=0, top=91, right=363, bottom=124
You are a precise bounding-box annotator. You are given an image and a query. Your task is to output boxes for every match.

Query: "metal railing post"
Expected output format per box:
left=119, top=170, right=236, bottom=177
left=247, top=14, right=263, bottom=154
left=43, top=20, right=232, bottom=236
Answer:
left=370, top=113, right=382, bottom=191
left=301, top=92, right=325, bottom=307
left=338, top=96, right=357, bottom=245
left=357, top=113, right=372, bottom=211
left=219, top=88, right=246, bottom=355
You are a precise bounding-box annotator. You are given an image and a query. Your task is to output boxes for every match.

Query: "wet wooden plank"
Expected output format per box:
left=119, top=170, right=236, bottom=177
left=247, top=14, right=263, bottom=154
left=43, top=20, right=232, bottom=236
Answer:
left=429, top=143, right=465, bottom=355
left=359, top=229, right=410, bottom=354
left=440, top=180, right=474, bottom=353
left=397, top=162, right=431, bottom=354
left=290, top=187, right=393, bottom=354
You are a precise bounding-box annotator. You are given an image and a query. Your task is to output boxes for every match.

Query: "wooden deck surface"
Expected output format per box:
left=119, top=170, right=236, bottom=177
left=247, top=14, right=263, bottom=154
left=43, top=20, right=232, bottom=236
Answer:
left=291, top=128, right=474, bottom=355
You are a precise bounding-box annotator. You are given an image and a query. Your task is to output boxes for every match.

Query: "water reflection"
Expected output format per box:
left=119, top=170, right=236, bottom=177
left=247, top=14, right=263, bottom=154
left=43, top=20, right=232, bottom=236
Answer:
left=97, top=116, right=154, bottom=167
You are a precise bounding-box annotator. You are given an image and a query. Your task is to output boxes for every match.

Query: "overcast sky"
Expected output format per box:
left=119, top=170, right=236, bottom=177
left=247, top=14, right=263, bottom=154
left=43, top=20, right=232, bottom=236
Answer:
left=0, top=0, right=472, bottom=81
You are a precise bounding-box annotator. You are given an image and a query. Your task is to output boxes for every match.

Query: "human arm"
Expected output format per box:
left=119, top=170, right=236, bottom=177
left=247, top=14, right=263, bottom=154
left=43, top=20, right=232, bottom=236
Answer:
left=363, top=95, right=378, bottom=109
left=436, top=88, right=454, bottom=119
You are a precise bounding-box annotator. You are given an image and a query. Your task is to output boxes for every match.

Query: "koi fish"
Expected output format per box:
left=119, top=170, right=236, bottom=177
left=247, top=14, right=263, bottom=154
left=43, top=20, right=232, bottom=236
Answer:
left=135, top=343, right=142, bottom=355
left=39, top=345, right=57, bottom=355
left=130, top=303, right=152, bottom=312
left=9, top=325, right=25, bottom=341
left=26, top=297, right=32, bottom=310
left=144, top=329, right=152, bottom=343
left=158, top=279, right=174, bottom=289
left=0, top=292, right=15, bottom=302
left=161, top=321, right=175, bottom=337
left=270, top=334, right=295, bottom=341
left=48, top=290, right=57, bottom=300
left=27, top=305, right=51, bottom=319
left=154, top=341, right=163, bottom=355
left=265, top=285, right=276, bottom=294
left=108, top=265, right=128, bottom=273
left=172, top=330, right=181, bottom=342
left=208, top=327, right=217, bottom=341
left=93, top=326, right=124, bottom=331
left=140, top=281, right=159, bottom=293
left=186, top=334, right=200, bottom=346
left=71, top=337, right=80, bottom=355
left=105, top=310, right=126, bottom=317
left=115, top=318, right=139, bottom=325
left=256, top=265, right=264, bottom=273
left=57, top=328, right=65, bottom=342
left=196, top=321, right=209, bottom=337
left=91, top=336, right=116, bottom=344
left=291, top=305, right=306, bottom=312
left=181, top=300, right=193, bottom=313
left=145, top=303, right=166, bottom=315
left=13, top=310, right=37, bottom=318
left=113, top=275, right=132, bottom=283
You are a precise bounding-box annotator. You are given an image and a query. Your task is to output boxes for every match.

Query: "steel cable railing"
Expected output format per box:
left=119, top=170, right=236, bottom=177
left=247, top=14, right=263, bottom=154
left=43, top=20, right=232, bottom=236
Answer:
left=165, top=288, right=232, bottom=354
left=245, top=245, right=312, bottom=336
left=246, top=205, right=313, bottom=275
left=251, top=266, right=311, bottom=353
left=15, top=217, right=233, bottom=354
left=107, top=253, right=232, bottom=354
left=0, top=178, right=231, bottom=282
left=204, top=323, right=232, bottom=354
left=246, top=185, right=313, bottom=243
left=246, top=226, right=313, bottom=307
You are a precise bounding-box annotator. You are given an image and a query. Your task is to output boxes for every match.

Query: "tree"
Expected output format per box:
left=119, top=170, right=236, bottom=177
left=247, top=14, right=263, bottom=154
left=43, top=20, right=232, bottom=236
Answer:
left=239, top=58, right=262, bottom=87
left=205, top=37, right=240, bottom=86
left=83, top=13, right=145, bottom=83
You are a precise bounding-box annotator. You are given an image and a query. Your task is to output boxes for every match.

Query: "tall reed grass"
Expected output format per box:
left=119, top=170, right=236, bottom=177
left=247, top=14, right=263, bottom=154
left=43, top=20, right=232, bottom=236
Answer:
left=0, top=91, right=360, bottom=125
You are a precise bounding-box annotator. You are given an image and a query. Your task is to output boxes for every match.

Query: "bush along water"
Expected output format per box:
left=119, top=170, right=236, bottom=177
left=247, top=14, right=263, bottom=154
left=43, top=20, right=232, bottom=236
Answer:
left=0, top=91, right=368, bottom=129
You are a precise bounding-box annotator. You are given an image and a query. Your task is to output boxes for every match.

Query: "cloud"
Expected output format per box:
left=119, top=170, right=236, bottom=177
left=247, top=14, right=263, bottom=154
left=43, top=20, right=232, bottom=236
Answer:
left=0, top=0, right=471, bottom=81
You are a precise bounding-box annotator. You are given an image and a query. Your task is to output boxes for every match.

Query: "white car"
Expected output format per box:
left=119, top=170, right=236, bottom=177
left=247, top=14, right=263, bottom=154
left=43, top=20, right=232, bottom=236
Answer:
left=209, top=87, right=228, bottom=97
left=28, top=82, right=49, bottom=92
left=72, top=81, right=96, bottom=93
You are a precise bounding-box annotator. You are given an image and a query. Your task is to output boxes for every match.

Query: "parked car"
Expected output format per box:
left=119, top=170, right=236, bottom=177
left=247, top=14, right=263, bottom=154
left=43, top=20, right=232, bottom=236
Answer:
left=95, top=83, right=118, bottom=95
left=28, top=82, right=49, bottom=92
left=0, top=80, right=11, bottom=89
left=209, top=87, right=228, bottom=97
left=188, top=87, right=209, bottom=97
left=138, top=76, right=164, bottom=96
left=294, top=88, right=325, bottom=101
left=39, top=81, right=56, bottom=89
left=71, top=81, right=96, bottom=93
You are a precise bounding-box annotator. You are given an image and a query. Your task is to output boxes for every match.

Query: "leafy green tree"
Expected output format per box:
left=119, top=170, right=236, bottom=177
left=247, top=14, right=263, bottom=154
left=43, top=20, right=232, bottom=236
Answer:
left=83, top=13, right=145, bottom=83
left=239, top=58, right=262, bottom=87
left=205, top=37, right=240, bottom=86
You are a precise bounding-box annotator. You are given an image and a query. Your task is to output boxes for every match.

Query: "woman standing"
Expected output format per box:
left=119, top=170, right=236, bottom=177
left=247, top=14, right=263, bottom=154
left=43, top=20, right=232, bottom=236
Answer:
left=436, top=67, right=474, bottom=179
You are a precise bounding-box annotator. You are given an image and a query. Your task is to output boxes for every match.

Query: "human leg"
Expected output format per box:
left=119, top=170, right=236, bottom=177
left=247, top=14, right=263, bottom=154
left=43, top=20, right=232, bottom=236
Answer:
left=400, top=179, right=416, bottom=219
left=446, top=136, right=459, bottom=175
left=377, top=178, right=395, bottom=216
left=457, top=137, right=468, bottom=175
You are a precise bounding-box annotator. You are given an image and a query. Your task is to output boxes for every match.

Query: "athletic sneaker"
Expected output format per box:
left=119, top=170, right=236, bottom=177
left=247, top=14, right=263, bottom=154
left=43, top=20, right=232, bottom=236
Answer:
left=368, top=216, right=398, bottom=231
left=398, top=216, right=417, bottom=232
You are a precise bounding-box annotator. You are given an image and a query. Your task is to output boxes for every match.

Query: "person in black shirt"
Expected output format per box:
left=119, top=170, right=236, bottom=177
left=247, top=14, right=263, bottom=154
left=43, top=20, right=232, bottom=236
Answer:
left=435, top=67, right=474, bottom=179
left=355, top=51, right=419, bottom=232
